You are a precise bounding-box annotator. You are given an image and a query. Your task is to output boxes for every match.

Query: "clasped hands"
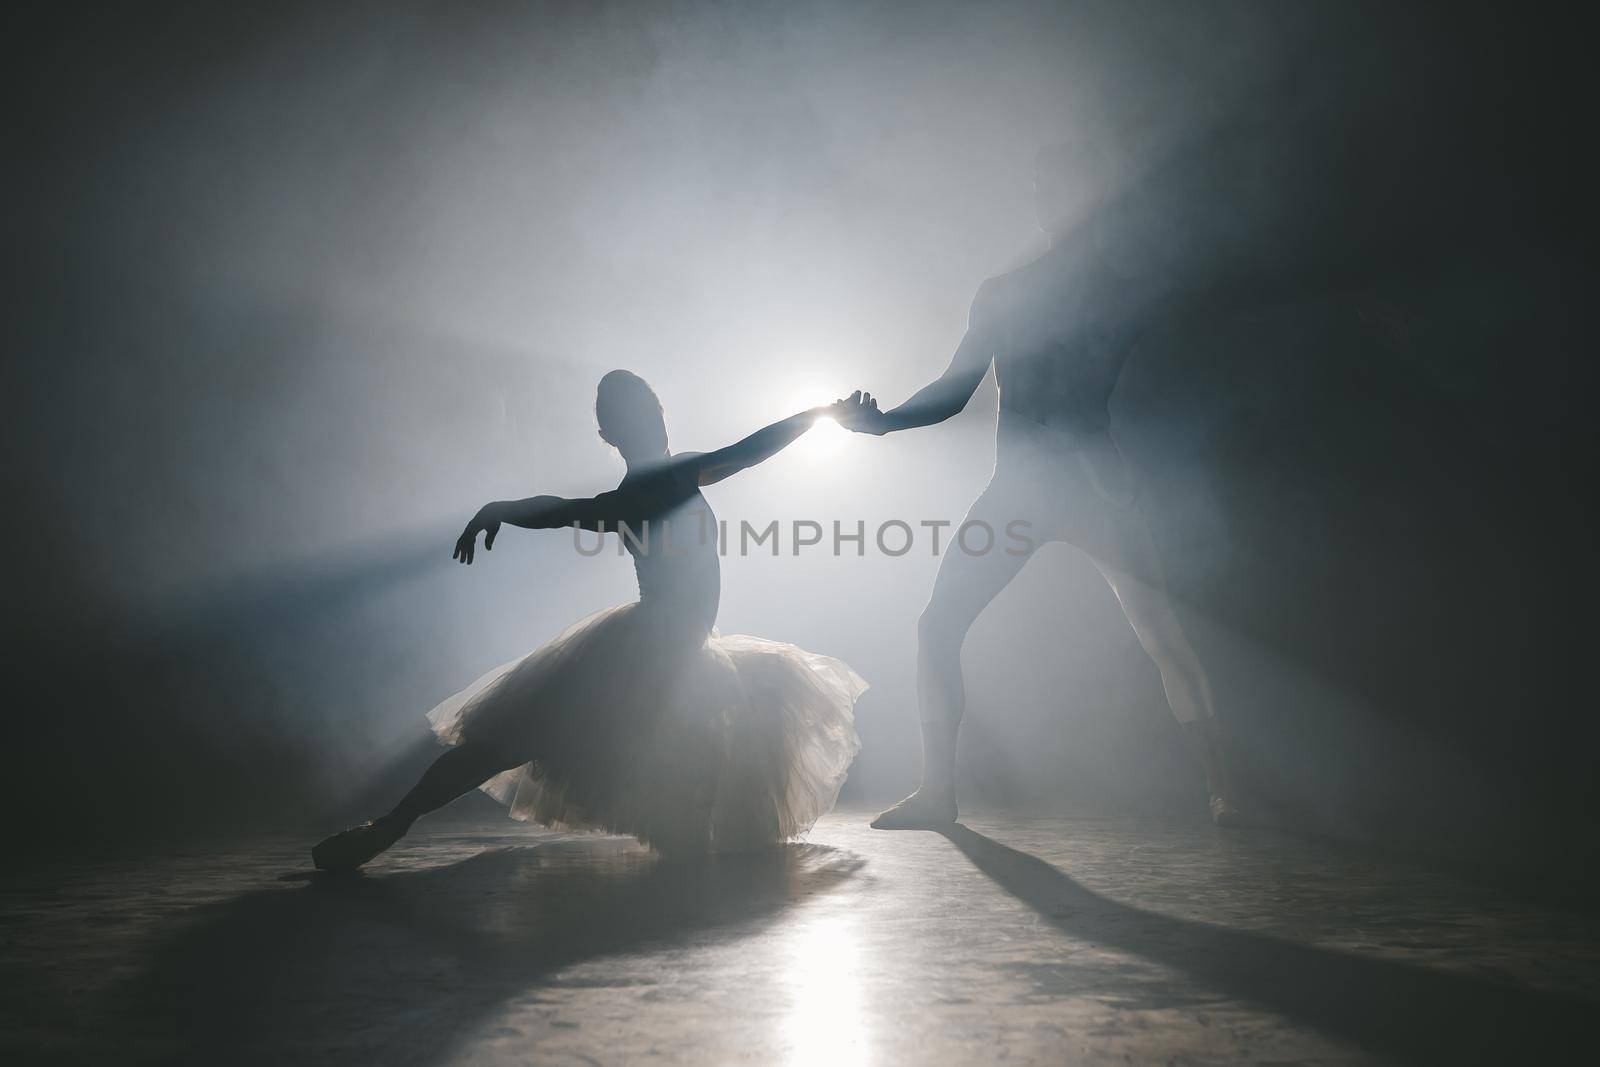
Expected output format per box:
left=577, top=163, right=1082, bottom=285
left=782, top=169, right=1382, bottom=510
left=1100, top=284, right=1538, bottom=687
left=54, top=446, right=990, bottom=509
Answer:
left=819, top=390, right=889, bottom=435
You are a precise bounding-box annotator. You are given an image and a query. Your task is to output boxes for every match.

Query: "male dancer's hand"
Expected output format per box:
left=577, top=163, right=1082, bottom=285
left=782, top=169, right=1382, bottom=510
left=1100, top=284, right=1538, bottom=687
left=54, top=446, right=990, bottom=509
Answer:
left=831, top=390, right=889, bottom=434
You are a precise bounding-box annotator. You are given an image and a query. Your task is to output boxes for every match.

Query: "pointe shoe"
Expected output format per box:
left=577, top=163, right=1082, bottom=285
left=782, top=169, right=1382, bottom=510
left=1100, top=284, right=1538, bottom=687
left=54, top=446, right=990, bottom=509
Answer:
left=870, top=789, right=958, bottom=830
left=312, top=817, right=406, bottom=872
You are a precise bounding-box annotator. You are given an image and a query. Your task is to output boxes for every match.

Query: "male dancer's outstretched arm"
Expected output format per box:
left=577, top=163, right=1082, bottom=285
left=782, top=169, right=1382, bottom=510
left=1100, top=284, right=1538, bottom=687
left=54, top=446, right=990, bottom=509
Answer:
left=841, top=281, right=997, bottom=436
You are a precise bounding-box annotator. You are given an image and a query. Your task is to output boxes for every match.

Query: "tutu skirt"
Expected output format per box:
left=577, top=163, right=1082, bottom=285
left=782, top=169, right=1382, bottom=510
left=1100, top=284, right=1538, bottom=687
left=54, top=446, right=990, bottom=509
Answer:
left=427, top=603, right=864, bottom=852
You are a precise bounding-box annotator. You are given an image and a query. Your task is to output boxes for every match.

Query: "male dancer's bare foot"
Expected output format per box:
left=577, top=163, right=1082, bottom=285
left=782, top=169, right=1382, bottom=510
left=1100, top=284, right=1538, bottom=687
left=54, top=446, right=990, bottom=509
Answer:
left=870, top=789, right=958, bottom=830
left=1185, top=718, right=1254, bottom=828
left=312, top=815, right=408, bottom=871
left=1209, top=793, right=1248, bottom=827
left=873, top=719, right=961, bottom=829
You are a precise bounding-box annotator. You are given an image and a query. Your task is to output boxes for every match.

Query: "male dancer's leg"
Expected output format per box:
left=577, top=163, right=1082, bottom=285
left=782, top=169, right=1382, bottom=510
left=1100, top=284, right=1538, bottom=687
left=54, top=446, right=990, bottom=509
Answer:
left=1084, top=504, right=1243, bottom=824
left=872, top=483, right=1038, bottom=830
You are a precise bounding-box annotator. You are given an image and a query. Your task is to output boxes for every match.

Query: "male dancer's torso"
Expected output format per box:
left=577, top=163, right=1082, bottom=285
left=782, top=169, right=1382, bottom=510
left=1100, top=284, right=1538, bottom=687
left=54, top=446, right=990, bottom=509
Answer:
left=982, top=240, right=1146, bottom=507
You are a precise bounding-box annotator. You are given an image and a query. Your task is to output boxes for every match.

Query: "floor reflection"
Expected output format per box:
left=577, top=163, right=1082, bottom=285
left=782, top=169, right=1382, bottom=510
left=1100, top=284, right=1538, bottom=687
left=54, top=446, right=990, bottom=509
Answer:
left=11, top=815, right=1598, bottom=1064
left=784, top=913, right=870, bottom=1066
left=92, top=836, right=863, bottom=1064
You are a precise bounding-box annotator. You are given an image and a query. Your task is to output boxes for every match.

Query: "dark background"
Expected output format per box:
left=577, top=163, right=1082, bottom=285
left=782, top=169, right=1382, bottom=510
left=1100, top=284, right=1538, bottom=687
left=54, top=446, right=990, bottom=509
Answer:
left=4, top=2, right=1593, bottom=889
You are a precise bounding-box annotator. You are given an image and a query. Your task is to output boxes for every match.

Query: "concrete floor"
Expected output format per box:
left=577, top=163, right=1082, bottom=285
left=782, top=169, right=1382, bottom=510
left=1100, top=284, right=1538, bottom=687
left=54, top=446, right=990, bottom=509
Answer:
left=3, top=812, right=1598, bottom=1065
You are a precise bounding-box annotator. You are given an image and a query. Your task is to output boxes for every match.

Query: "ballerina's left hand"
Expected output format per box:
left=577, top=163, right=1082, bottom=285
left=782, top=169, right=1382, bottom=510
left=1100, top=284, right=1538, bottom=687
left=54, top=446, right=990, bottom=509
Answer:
left=452, top=506, right=502, bottom=565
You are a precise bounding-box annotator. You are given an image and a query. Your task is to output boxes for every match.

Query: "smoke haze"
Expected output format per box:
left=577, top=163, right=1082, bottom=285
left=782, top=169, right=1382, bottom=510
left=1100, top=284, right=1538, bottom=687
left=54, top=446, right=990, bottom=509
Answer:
left=6, top=2, right=1592, bottom=880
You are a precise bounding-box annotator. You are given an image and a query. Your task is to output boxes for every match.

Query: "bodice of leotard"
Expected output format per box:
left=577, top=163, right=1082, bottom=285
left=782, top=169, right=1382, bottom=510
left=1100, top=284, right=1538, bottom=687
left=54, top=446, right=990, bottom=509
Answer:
left=619, top=466, right=721, bottom=635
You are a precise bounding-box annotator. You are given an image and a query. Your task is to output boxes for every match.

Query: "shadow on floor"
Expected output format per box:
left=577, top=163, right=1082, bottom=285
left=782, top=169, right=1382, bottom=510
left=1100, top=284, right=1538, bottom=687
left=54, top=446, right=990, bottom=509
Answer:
left=105, top=839, right=862, bottom=1064
left=941, top=824, right=1592, bottom=1064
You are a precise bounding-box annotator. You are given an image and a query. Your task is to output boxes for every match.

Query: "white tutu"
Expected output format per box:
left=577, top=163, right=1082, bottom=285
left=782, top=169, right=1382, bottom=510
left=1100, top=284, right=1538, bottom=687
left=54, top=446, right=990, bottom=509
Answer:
left=427, top=602, right=864, bottom=853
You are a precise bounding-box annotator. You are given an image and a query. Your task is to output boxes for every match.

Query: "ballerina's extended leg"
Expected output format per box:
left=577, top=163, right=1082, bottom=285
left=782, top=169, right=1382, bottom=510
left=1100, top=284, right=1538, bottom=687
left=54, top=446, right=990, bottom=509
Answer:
left=312, top=743, right=519, bottom=871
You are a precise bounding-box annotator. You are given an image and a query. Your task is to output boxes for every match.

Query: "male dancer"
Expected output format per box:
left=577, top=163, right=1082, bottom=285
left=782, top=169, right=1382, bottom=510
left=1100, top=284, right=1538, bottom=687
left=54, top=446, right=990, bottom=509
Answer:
left=841, top=142, right=1242, bottom=828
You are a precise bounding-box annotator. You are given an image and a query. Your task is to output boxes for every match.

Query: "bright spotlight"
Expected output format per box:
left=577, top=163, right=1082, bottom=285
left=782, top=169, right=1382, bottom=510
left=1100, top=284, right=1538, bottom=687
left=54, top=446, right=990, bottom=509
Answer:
left=799, top=412, right=850, bottom=458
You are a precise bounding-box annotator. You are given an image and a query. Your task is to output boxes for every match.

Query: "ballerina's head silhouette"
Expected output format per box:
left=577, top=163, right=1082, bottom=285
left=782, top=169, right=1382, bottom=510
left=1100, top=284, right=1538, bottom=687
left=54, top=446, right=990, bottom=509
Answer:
left=595, top=369, right=670, bottom=465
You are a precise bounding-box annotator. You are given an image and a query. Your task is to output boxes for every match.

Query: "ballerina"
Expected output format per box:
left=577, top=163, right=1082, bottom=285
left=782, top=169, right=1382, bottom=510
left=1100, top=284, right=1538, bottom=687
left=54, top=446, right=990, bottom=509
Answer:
left=313, top=371, right=870, bottom=870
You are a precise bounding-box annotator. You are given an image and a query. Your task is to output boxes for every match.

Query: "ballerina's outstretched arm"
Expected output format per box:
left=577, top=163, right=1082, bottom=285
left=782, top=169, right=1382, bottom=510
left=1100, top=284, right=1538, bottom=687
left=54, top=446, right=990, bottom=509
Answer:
left=452, top=394, right=873, bottom=563
left=452, top=489, right=675, bottom=564
left=689, top=394, right=867, bottom=486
